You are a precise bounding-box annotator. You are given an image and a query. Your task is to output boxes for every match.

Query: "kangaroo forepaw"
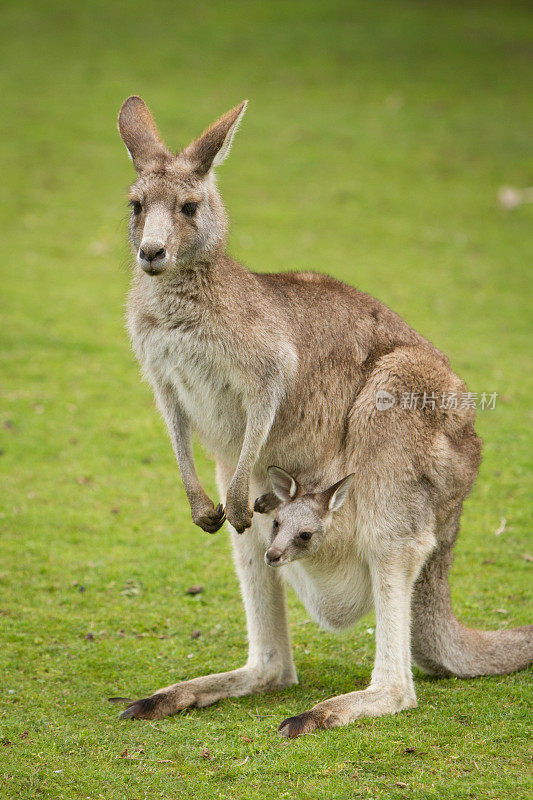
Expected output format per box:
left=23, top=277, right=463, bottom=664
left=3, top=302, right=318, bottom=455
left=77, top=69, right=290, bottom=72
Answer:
left=193, top=502, right=226, bottom=533
left=226, top=502, right=253, bottom=534
left=254, top=492, right=281, bottom=514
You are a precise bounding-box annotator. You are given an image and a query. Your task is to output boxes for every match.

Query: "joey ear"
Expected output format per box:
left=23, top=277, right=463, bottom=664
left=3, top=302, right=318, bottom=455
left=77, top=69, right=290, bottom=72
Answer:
left=325, top=473, right=355, bottom=513
left=181, top=100, right=247, bottom=176
left=267, top=466, right=298, bottom=503
left=118, top=96, right=170, bottom=172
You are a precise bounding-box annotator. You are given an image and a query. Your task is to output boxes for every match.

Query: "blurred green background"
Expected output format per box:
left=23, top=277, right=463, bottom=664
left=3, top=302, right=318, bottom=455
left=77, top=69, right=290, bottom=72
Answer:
left=0, top=1, right=531, bottom=798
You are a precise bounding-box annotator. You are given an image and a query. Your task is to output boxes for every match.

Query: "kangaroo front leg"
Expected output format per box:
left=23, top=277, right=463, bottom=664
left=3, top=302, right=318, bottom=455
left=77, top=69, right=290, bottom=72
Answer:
left=225, top=393, right=279, bottom=533
left=156, top=386, right=225, bottom=533
left=120, top=514, right=297, bottom=720
left=279, top=549, right=424, bottom=738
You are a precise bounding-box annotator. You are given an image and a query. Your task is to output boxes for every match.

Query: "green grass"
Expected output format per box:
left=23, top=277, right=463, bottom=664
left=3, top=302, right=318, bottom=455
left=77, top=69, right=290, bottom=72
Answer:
left=1, top=0, right=532, bottom=797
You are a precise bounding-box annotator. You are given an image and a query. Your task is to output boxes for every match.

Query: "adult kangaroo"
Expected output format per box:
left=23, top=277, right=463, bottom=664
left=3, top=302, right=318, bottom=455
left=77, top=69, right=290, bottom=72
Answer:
left=117, top=97, right=532, bottom=736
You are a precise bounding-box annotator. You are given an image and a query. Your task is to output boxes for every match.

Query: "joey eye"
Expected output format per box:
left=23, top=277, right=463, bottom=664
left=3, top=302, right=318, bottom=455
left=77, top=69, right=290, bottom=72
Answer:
left=129, top=200, right=142, bottom=215
left=272, top=520, right=279, bottom=530
left=181, top=202, right=198, bottom=217
left=299, top=531, right=313, bottom=542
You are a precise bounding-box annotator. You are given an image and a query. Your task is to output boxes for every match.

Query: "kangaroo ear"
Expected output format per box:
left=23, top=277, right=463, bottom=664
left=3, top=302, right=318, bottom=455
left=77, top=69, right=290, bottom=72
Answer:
left=325, top=474, right=355, bottom=512
left=118, top=96, right=170, bottom=172
left=267, top=466, right=298, bottom=503
left=181, top=100, right=247, bottom=176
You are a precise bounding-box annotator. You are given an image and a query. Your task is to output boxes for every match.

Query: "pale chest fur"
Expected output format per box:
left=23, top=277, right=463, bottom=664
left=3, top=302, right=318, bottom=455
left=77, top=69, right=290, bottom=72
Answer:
left=128, top=310, right=247, bottom=460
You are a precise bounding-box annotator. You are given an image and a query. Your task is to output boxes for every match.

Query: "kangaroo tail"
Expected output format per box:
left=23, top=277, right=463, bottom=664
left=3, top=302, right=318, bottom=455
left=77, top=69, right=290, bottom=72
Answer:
left=411, top=522, right=533, bottom=678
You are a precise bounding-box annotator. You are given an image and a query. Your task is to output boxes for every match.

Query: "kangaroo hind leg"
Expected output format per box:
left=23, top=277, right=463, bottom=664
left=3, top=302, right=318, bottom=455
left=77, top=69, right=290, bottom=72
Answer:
left=279, top=514, right=436, bottom=738
left=120, top=462, right=297, bottom=721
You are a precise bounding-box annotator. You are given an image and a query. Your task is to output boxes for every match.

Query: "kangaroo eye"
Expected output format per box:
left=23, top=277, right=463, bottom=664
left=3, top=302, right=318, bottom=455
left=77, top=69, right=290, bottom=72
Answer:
left=272, top=520, right=279, bottom=530
left=299, top=531, right=313, bottom=542
left=129, top=200, right=142, bottom=215
left=181, top=202, right=198, bottom=217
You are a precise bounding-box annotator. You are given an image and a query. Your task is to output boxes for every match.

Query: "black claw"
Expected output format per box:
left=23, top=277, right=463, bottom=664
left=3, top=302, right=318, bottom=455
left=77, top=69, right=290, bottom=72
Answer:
left=118, top=694, right=160, bottom=720
left=278, top=712, right=319, bottom=738
left=279, top=715, right=297, bottom=732
left=196, top=504, right=226, bottom=534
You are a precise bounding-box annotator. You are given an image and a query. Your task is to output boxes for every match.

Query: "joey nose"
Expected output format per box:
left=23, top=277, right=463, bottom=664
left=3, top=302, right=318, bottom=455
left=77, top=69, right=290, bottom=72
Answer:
left=265, top=547, right=283, bottom=565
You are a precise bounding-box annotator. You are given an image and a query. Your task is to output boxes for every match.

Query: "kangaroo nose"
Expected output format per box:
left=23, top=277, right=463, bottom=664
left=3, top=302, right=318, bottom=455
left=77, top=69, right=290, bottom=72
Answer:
left=265, top=547, right=283, bottom=565
left=139, top=243, right=166, bottom=263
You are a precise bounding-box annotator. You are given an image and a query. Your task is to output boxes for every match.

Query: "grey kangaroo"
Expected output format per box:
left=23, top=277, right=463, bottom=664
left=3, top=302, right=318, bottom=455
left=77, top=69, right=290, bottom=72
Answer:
left=117, top=96, right=532, bottom=737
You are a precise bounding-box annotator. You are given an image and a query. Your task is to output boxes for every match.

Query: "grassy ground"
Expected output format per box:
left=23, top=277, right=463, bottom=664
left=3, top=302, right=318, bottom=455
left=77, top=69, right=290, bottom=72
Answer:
left=1, top=0, right=532, bottom=797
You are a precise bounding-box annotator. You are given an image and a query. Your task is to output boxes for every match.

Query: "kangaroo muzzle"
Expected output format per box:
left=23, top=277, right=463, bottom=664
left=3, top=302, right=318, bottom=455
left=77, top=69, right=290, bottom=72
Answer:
left=265, top=546, right=285, bottom=567
left=138, top=204, right=173, bottom=274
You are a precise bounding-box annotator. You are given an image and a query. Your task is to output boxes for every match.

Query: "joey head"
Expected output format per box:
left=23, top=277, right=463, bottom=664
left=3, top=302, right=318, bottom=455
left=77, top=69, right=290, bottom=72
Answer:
left=255, top=466, right=354, bottom=567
